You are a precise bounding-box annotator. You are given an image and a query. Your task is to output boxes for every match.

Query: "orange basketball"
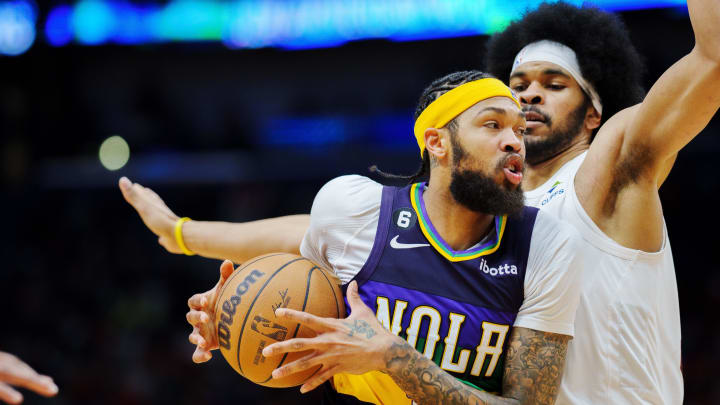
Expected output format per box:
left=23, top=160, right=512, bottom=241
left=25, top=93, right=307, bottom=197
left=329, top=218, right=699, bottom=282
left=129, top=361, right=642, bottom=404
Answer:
left=214, top=253, right=345, bottom=388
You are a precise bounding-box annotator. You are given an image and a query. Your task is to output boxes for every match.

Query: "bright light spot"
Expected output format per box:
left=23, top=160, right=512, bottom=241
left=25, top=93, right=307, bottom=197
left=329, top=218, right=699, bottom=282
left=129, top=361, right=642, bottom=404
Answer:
left=0, top=1, right=37, bottom=56
left=44, top=0, right=690, bottom=49
left=45, top=5, right=73, bottom=46
left=73, top=0, right=115, bottom=45
left=99, top=135, right=130, bottom=171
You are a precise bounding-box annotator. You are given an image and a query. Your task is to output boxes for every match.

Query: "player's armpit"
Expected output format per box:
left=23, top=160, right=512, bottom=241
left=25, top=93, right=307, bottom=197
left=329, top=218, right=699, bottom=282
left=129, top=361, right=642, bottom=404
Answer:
left=657, top=152, right=678, bottom=189
left=502, top=327, right=570, bottom=405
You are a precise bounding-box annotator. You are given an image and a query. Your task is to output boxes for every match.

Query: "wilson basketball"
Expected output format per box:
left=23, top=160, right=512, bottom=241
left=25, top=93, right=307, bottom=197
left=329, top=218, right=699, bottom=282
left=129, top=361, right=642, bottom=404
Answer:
left=215, top=253, right=345, bottom=388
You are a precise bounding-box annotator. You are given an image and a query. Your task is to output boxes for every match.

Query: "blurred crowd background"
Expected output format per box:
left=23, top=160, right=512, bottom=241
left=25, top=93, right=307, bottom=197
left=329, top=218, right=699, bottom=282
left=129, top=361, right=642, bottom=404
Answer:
left=1, top=1, right=718, bottom=404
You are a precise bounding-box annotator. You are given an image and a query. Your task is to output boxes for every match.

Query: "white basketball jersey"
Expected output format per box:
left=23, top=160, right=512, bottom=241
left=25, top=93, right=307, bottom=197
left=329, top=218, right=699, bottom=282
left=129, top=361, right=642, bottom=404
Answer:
left=524, top=152, right=683, bottom=405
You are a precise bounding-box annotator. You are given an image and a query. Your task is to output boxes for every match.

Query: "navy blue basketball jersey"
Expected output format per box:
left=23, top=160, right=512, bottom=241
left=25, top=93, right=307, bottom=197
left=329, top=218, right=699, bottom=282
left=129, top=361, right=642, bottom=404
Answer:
left=329, top=182, right=539, bottom=404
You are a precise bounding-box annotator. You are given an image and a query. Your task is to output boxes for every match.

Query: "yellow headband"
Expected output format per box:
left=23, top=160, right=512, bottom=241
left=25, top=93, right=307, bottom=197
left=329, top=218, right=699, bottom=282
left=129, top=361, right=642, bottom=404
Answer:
left=413, top=78, right=522, bottom=157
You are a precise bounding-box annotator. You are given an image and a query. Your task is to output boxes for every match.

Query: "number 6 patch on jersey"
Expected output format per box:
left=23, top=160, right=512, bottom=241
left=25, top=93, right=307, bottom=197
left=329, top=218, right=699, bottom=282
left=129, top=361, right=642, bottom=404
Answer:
left=392, top=208, right=417, bottom=230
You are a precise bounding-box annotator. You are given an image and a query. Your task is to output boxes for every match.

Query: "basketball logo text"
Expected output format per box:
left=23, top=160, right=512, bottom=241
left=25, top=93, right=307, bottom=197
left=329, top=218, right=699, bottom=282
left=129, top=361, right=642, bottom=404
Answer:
left=541, top=181, right=564, bottom=206
left=479, top=258, right=518, bottom=276
left=217, top=269, right=265, bottom=350
left=250, top=315, right=288, bottom=341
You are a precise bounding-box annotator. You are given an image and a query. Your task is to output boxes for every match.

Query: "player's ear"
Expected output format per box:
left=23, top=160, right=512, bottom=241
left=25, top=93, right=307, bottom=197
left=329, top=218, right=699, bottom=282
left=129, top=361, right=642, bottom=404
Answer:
left=424, top=127, right=448, bottom=161
left=585, top=105, right=601, bottom=131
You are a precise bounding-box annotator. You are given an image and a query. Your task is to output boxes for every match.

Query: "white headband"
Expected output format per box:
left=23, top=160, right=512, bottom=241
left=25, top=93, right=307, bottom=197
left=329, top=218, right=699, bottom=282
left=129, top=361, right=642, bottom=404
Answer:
left=511, top=40, right=602, bottom=115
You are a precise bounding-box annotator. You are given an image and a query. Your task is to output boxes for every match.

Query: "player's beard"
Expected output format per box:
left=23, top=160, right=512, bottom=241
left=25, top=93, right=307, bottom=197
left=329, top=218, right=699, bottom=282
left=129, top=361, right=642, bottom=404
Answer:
left=449, top=138, right=525, bottom=216
left=524, top=99, right=588, bottom=166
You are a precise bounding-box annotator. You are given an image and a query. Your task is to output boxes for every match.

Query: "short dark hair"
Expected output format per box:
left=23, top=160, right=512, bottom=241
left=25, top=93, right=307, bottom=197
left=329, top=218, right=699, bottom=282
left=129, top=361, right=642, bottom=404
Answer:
left=372, top=70, right=495, bottom=183
left=485, top=1, right=645, bottom=129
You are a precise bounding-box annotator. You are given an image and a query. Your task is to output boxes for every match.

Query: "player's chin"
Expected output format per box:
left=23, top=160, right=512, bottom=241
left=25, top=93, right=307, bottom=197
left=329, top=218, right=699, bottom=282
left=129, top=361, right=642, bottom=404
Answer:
left=501, top=180, right=520, bottom=191
left=495, top=171, right=521, bottom=189
left=524, top=125, right=549, bottom=139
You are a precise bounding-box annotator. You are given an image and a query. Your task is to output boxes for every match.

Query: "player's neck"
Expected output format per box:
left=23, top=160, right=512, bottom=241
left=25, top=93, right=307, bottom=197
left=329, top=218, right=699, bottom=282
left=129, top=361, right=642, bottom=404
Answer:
left=423, top=180, right=495, bottom=252
left=524, top=137, right=589, bottom=191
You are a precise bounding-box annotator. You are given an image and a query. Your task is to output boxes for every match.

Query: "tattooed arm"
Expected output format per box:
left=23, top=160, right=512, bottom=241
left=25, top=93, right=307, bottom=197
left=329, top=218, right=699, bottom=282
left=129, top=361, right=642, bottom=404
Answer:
left=383, top=327, right=569, bottom=405
left=502, top=327, right=570, bottom=403
left=263, top=281, right=570, bottom=404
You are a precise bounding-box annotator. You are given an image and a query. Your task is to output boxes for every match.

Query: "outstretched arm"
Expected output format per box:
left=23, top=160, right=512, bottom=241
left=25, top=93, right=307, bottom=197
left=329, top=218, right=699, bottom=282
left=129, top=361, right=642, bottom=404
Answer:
left=263, top=282, right=570, bottom=405
left=576, top=0, right=720, bottom=251
left=617, top=0, right=720, bottom=178
left=178, top=216, right=308, bottom=263
left=119, top=177, right=309, bottom=264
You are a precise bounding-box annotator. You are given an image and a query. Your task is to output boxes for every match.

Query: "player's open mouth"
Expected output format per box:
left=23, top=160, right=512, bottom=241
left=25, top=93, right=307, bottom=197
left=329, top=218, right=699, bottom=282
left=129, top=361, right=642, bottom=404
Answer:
left=524, top=110, right=547, bottom=129
left=502, top=156, right=524, bottom=185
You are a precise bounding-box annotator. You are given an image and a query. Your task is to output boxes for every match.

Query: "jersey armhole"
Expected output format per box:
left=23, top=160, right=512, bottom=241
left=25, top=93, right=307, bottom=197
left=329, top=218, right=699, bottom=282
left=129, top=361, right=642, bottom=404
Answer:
left=345, top=185, right=395, bottom=290
left=516, top=206, right=540, bottom=285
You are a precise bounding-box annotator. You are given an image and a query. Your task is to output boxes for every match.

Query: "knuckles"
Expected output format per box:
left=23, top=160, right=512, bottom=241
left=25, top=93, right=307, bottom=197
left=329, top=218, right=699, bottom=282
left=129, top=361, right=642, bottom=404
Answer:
left=296, top=359, right=311, bottom=370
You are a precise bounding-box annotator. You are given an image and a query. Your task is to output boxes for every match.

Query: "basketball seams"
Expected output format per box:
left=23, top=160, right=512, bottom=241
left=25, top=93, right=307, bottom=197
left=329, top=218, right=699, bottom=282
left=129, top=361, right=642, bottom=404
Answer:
left=234, top=257, right=307, bottom=378
left=295, top=267, right=341, bottom=386
left=213, top=253, right=293, bottom=317
left=316, top=267, right=342, bottom=319
left=217, top=255, right=342, bottom=388
left=259, top=265, right=320, bottom=384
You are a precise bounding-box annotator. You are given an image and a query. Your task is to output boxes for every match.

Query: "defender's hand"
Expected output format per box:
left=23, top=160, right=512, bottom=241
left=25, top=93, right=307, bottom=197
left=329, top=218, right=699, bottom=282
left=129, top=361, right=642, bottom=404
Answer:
left=262, top=281, right=399, bottom=393
left=186, top=260, right=235, bottom=363
left=118, top=176, right=181, bottom=253
left=0, top=352, right=58, bottom=404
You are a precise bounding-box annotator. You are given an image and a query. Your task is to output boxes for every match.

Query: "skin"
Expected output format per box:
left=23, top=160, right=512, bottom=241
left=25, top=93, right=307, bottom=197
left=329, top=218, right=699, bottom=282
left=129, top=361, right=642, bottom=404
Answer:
left=123, top=0, right=720, bottom=400
left=187, top=98, right=573, bottom=404
left=190, top=260, right=569, bottom=404
left=508, top=65, right=600, bottom=190
left=263, top=281, right=569, bottom=404
left=421, top=97, right=526, bottom=251
left=118, top=177, right=308, bottom=264
left=510, top=0, right=720, bottom=252
left=122, top=1, right=720, bottom=256
left=0, top=352, right=58, bottom=404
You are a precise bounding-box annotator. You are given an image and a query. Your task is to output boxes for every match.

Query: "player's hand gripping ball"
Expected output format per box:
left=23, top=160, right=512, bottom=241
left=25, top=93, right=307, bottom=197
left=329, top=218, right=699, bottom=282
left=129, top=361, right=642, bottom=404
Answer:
left=215, top=253, right=345, bottom=387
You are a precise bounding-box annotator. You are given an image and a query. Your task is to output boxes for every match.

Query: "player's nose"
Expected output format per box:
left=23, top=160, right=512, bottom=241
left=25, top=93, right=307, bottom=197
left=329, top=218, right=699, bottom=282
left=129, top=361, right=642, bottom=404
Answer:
left=500, top=128, right=523, bottom=153
left=519, top=82, right=544, bottom=105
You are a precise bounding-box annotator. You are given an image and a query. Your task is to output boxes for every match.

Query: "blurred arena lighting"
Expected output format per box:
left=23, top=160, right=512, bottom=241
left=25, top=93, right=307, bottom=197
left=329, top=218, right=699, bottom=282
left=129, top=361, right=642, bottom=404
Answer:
left=44, top=0, right=687, bottom=49
left=73, top=0, right=115, bottom=44
left=99, top=135, right=130, bottom=171
left=262, top=114, right=413, bottom=147
left=0, top=0, right=36, bottom=56
left=45, top=5, right=72, bottom=46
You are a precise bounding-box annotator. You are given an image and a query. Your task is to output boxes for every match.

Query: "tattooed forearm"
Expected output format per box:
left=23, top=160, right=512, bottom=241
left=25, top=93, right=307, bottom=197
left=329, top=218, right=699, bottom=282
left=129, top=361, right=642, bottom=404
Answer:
left=383, top=340, right=518, bottom=405
left=502, top=327, right=570, bottom=405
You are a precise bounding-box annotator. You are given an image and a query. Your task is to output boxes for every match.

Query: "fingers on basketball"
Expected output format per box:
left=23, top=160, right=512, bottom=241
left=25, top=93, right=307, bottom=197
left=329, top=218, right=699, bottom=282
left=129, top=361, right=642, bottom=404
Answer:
left=301, top=364, right=339, bottom=393
left=188, top=293, right=205, bottom=310
left=275, top=308, right=336, bottom=333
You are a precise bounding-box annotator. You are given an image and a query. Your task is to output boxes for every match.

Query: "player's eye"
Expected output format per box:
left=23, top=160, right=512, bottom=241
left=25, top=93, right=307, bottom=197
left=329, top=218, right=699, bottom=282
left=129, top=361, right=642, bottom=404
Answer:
left=547, top=84, right=565, bottom=90
left=484, top=121, right=500, bottom=129
left=512, top=84, right=527, bottom=92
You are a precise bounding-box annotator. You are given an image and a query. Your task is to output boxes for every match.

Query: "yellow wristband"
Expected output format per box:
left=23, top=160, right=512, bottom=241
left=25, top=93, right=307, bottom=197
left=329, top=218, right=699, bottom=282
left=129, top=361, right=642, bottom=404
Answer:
left=174, top=217, right=195, bottom=256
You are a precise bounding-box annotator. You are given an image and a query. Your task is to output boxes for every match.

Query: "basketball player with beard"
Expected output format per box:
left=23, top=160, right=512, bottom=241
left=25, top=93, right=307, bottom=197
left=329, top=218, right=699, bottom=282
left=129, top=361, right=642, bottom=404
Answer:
left=256, top=73, right=585, bottom=404
left=480, top=2, right=720, bottom=403
left=124, top=73, right=583, bottom=404
left=120, top=1, right=720, bottom=403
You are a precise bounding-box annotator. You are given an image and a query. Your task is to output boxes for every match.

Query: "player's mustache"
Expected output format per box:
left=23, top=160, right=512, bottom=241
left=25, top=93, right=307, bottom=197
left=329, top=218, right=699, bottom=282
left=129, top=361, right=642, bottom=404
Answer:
left=523, top=106, right=552, bottom=127
left=496, top=153, right=525, bottom=174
